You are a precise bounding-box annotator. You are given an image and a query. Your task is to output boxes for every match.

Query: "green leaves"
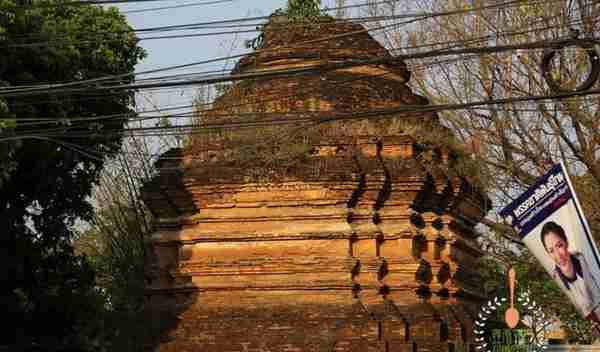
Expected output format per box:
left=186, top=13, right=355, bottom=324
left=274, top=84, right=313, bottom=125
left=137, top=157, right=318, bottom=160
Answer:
left=287, top=0, right=322, bottom=22
left=244, top=0, right=329, bottom=50
left=0, top=0, right=144, bottom=349
left=0, top=118, right=16, bottom=131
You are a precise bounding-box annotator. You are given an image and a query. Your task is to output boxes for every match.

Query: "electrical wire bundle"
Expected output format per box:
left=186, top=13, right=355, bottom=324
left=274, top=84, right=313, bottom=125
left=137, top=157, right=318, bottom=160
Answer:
left=0, top=0, right=599, bottom=162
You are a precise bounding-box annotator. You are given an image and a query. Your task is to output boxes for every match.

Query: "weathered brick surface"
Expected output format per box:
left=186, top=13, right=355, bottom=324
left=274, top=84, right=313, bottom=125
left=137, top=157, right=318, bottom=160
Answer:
left=147, top=291, right=477, bottom=352
left=142, top=19, right=488, bottom=352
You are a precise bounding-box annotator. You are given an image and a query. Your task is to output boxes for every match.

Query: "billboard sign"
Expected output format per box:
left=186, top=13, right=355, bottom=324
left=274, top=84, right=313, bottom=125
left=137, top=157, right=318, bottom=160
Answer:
left=499, top=163, right=600, bottom=321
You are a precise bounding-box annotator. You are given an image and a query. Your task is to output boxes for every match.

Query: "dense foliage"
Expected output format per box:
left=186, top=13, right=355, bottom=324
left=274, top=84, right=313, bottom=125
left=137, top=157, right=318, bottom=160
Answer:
left=0, top=0, right=145, bottom=349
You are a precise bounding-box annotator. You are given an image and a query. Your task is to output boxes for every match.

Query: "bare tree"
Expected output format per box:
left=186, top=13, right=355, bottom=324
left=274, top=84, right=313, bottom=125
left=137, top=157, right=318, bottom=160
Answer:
left=367, top=0, right=600, bottom=219
left=73, top=112, right=179, bottom=350
left=364, top=0, right=600, bottom=342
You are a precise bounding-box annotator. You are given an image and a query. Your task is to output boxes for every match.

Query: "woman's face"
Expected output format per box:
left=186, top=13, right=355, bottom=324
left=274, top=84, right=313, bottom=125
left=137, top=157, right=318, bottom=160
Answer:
left=544, top=231, right=571, bottom=271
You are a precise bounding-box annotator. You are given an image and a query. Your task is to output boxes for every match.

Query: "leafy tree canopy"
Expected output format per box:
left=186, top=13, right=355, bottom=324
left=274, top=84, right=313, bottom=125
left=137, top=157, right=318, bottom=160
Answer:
left=0, top=0, right=145, bottom=348
left=286, top=0, right=322, bottom=22
left=245, top=0, right=328, bottom=49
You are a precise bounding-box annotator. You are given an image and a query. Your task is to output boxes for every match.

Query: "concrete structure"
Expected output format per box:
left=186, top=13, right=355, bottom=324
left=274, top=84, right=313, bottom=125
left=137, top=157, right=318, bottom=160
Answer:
left=142, top=16, right=489, bottom=352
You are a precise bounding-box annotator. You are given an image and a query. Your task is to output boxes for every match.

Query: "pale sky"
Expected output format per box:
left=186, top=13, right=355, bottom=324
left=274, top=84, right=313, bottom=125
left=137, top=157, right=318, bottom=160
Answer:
left=103, top=0, right=374, bottom=148
left=113, top=0, right=304, bottom=109
left=123, top=0, right=288, bottom=73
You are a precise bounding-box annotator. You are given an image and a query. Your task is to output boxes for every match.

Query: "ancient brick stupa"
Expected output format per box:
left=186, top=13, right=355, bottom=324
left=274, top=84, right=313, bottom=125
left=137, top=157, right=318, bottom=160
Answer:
left=142, top=14, right=489, bottom=352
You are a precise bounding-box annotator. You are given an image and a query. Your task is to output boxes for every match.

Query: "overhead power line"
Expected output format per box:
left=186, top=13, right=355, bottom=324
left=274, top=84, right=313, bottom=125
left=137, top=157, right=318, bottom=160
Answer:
left=15, top=57, right=597, bottom=137
left=6, top=0, right=427, bottom=40
left=10, top=64, right=415, bottom=132
left=2, top=7, right=570, bottom=49
left=124, top=0, right=235, bottom=9
left=3, top=35, right=598, bottom=98
left=0, top=16, right=416, bottom=92
left=4, top=87, right=600, bottom=141
left=13, top=0, right=235, bottom=7
left=5, top=6, right=574, bottom=94
left=4, top=0, right=564, bottom=53
left=1, top=0, right=582, bottom=62
left=4, top=14, right=594, bottom=120
left=0, top=12, right=453, bottom=49
left=122, top=0, right=232, bottom=13
left=9, top=66, right=403, bottom=127
left=3, top=6, right=589, bottom=110
left=1, top=29, right=261, bottom=49
left=4, top=90, right=597, bottom=167
left=122, top=0, right=397, bottom=15
left=1, top=0, right=592, bottom=131
left=3, top=0, right=568, bottom=115
left=0, top=0, right=536, bottom=94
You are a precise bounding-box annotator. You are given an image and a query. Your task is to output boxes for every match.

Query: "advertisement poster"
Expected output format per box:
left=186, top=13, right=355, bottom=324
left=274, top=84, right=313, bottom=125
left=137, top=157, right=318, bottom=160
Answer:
left=499, top=163, right=600, bottom=321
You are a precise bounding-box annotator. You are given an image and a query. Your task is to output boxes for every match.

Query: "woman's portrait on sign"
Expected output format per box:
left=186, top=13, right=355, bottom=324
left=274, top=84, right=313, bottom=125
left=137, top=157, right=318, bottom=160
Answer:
left=540, top=221, right=600, bottom=318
